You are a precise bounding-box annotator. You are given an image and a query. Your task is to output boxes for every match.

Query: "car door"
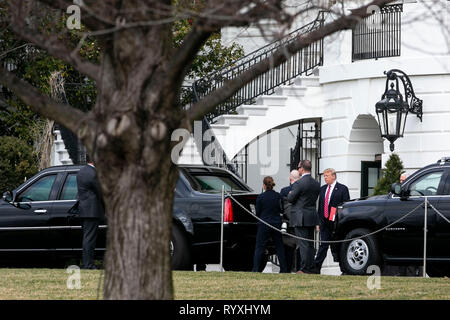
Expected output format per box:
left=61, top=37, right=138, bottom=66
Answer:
left=381, top=169, right=444, bottom=259
left=0, top=173, right=58, bottom=251
left=48, top=171, right=79, bottom=251
left=431, top=169, right=450, bottom=258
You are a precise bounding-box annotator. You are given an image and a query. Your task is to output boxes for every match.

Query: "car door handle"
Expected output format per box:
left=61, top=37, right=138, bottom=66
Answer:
left=34, top=209, right=47, bottom=214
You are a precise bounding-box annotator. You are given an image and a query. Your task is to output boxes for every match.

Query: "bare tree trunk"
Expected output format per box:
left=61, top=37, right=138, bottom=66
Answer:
left=100, top=159, right=177, bottom=299
left=89, top=55, right=181, bottom=298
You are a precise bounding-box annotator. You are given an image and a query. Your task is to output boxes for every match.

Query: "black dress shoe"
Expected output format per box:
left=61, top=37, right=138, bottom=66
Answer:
left=81, top=265, right=97, bottom=270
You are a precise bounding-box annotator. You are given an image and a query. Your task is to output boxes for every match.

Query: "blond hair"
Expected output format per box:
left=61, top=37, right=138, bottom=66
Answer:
left=323, top=168, right=336, bottom=178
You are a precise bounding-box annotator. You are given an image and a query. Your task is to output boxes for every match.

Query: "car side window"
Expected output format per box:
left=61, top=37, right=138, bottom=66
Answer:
left=18, top=174, right=57, bottom=202
left=61, top=174, right=78, bottom=200
left=409, top=171, right=444, bottom=196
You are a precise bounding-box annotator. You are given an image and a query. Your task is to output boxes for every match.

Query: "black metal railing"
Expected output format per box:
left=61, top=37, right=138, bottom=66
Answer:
left=290, top=118, right=321, bottom=180
left=192, top=11, right=325, bottom=122
left=352, top=4, right=403, bottom=62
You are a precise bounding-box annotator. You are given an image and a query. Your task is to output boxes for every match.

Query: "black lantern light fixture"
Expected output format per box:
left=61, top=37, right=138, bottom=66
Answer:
left=375, top=69, right=423, bottom=151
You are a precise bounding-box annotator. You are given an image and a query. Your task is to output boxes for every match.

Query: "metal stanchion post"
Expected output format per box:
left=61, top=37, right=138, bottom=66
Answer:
left=220, top=185, right=224, bottom=272
left=423, top=196, right=428, bottom=278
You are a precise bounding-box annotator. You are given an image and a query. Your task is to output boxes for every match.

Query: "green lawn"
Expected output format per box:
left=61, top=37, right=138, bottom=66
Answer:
left=0, top=268, right=448, bottom=299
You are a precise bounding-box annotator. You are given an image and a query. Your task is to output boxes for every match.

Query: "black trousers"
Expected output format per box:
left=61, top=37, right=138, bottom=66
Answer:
left=295, top=226, right=316, bottom=273
left=82, top=218, right=100, bottom=269
left=252, top=223, right=288, bottom=273
left=314, top=222, right=333, bottom=272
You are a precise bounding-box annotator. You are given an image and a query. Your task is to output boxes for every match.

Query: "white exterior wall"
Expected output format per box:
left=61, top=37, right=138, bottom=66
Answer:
left=244, top=123, right=299, bottom=192
left=218, top=0, right=450, bottom=195
left=319, top=0, right=450, bottom=195
left=212, top=0, right=450, bottom=275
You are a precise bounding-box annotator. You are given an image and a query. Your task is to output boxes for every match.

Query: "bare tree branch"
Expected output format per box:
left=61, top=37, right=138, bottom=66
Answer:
left=11, top=26, right=101, bottom=82
left=36, top=0, right=115, bottom=30
left=0, top=67, right=92, bottom=135
left=187, top=0, right=397, bottom=121
left=7, top=2, right=101, bottom=82
left=166, top=22, right=215, bottom=88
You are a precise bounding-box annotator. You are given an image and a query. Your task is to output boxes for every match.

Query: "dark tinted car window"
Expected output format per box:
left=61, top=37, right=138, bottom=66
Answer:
left=409, top=171, right=444, bottom=196
left=191, top=175, right=246, bottom=193
left=61, top=174, right=78, bottom=200
left=18, top=174, right=56, bottom=202
left=443, top=171, right=450, bottom=195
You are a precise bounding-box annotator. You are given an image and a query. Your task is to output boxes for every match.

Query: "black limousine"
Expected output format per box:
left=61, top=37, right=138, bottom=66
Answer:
left=1, top=165, right=267, bottom=270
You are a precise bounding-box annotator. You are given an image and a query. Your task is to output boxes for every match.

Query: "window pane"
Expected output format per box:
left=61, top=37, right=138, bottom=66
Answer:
left=19, top=175, right=56, bottom=202
left=191, top=175, right=246, bottom=193
left=61, top=174, right=78, bottom=200
left=409, top=171, right=443, bottom=196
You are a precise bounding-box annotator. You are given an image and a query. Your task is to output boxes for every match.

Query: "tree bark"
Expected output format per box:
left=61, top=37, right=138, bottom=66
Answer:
left=99, top=158, right=178, bottom=299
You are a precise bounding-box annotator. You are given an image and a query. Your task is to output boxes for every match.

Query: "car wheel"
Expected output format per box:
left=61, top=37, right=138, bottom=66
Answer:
left=171, top=224, right=192, bottom=270
left=426, top=264, right=450, bottom=277
left=339, top=228, right=382, bottom=275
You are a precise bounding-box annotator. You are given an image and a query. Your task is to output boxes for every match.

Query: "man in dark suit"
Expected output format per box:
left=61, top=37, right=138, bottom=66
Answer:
left=287, top=160, right=320, bottom=274
left=280, top=170, right=301, bottom=272
left=313, top=168, right=350, bottom=274
left=76, top=155, right=105, bottom=269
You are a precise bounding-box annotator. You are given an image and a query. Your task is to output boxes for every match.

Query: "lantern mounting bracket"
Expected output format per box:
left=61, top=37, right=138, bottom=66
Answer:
left=384, top=69, right=423, bottom=122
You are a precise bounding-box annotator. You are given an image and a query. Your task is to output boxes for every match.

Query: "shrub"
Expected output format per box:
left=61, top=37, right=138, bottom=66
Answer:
left=0, top=136, right=38, bottom=193
left=373, top=153, right=405, bottom=195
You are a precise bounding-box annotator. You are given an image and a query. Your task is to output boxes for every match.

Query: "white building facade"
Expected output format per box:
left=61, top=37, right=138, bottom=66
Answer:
left=178, top=0, right=450, bottom=274
left=210, top=0, right=450, bottom=197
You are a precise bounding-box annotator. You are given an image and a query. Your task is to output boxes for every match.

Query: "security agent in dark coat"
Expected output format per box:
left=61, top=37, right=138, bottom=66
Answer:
left=252, top=177, right=288, bottom=273
left=280, top=170, right=301, bottom=271
left=314, top=168, right=350, bottom=273
left=76, top=158, right=105, bottom=269
left=287, top=160, right=320, bottom=274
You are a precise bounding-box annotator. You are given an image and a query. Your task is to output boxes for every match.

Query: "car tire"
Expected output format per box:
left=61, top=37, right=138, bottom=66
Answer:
left=339, top=228, right=382, bottom=275
left=171, top=224, right=192, bottom=270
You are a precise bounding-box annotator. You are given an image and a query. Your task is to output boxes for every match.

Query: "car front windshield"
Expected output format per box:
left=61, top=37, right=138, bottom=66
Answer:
left=191, top=175, right=247, bottom=193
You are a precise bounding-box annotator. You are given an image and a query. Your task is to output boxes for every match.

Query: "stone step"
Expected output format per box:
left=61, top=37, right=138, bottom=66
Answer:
left=255, top=95, right=288, bottom=106
left=215, top=114, right=249, bottom=126
left=294, top=75, right=320, bottom=87
left=210, top=124, right=230, bottom=137
left=274, top=85, right=307, bottom=97
left=236, top=104, right=269, bottom=116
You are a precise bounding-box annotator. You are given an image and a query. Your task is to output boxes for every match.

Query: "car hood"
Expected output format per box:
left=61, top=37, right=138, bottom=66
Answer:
left=347, top=194, right=390, bottom=203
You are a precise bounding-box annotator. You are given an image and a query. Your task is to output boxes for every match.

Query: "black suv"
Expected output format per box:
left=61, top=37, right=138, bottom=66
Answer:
left=1, top=165, right=264, bottom=270
left=332, top=158, right=450, bottom=277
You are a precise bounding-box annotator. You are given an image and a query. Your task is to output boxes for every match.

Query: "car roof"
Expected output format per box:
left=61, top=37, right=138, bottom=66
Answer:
left=40, top=165, right=84, bottom=173
left=180, top=164, right=232, bottom=174
left=41, top=164, right=237, bottom=179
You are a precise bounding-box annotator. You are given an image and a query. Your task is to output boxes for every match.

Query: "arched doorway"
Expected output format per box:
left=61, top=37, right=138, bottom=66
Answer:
left=348, top=115, right=383, bottom=198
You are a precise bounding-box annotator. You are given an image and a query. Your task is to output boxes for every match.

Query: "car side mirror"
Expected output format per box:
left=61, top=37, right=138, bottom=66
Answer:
left=2, top=191, right=13, bottom=202
left=391, top=183, right=402, bottom=196
left=17, top=203, right=31, bottom=210
left=391, top=183, right=410, bottom=199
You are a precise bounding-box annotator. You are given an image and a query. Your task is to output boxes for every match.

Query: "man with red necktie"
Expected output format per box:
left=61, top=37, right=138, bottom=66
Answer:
left=313, top=168, right=350, bottom=274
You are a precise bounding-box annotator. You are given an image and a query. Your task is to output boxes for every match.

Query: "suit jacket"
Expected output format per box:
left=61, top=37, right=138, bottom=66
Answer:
left=280, top=185, right=292, bottom=221
left=76, top=165, right=105, bottom=219
left=255, top=190, right=283, bottom=226
left=287, top=174, right=320, bottom=227
left=317, top=182, right=350, bottom=226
